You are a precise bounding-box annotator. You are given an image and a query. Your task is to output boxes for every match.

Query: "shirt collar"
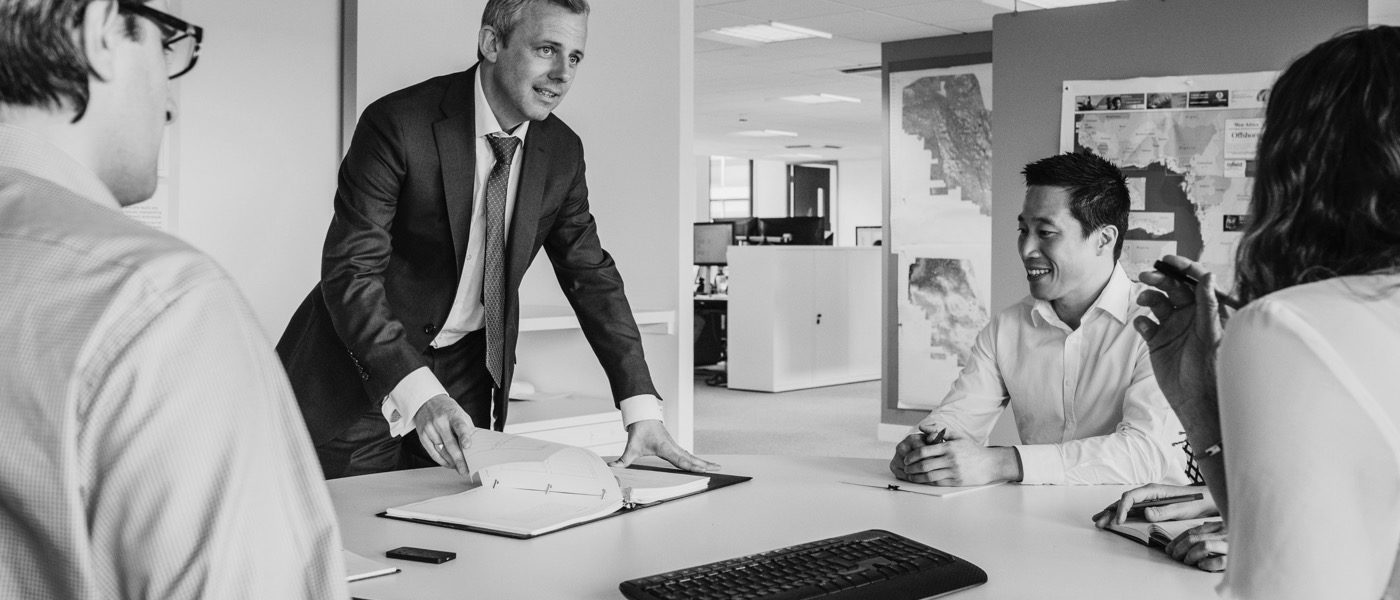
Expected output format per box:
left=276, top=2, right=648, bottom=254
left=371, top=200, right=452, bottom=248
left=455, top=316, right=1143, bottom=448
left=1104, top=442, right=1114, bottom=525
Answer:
left=0, top=123, right=118, bottom=209
left=1031, top=263, right=1133, bottom=327
left=473, top=70, right=530, bottom=143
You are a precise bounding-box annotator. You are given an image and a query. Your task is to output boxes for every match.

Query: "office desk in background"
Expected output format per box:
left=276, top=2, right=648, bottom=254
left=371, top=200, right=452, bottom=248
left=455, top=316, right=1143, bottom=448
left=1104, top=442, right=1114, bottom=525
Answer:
left=331, top=456, right=1219, bottom=599
left=693, top=294, right=727, bottom=368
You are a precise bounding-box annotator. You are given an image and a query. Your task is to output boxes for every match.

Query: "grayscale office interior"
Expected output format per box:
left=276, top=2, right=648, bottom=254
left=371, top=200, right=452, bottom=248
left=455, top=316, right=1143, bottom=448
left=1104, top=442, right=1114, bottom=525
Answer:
left=175, top=0, right=1388, bottom=458
left=9, top=0, right=1399, bottom=597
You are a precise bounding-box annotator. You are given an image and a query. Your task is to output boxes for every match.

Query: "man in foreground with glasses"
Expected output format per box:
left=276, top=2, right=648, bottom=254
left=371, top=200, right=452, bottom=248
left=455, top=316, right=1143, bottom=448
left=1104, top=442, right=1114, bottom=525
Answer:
left=0, top=1, right=346, bottom=597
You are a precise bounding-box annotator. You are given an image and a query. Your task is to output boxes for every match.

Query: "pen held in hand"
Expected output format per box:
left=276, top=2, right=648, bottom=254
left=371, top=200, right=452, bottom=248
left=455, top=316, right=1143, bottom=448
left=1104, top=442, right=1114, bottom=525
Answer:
left=926, top=428, right=948, bottom=445
left=1123, top=492, right=1205, bottom=519
left=1151, top=260, right=1243, bottom=310
left=1130, top=492, right=1204, bottom=510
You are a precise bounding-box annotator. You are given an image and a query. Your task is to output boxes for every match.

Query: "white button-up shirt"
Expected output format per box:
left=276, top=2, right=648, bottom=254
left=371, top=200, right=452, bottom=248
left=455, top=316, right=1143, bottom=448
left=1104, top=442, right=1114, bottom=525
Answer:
left=918, top=265, right=1190, bottom=485
left=0, top=124, right=346, bottom=599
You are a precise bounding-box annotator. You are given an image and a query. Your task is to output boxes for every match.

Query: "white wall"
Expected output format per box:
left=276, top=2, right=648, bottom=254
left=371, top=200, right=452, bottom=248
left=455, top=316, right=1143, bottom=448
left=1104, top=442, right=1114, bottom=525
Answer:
left=694, top=155, right=711, bottom=223
left=751, top=159, right=787, bottom=217
left=178, top=0, right=341, bottom=338
left=834, top=159, right=881, bottom=246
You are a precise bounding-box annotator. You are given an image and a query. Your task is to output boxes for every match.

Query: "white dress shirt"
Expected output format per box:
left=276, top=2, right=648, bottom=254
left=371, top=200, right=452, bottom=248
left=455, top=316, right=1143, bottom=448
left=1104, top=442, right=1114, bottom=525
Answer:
left=1217, top=274, right=1400, bottom=600
left=382, top=71, right=661, bottom=436
left=918, top=265, right=1190, bottom=485
left=0, top=124, right=346, bottom=599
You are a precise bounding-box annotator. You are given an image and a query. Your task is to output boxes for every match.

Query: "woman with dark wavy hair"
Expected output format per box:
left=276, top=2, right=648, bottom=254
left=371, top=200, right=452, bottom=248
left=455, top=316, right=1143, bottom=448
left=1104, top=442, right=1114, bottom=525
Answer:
left=1134, top=26, right=1400, bottom=599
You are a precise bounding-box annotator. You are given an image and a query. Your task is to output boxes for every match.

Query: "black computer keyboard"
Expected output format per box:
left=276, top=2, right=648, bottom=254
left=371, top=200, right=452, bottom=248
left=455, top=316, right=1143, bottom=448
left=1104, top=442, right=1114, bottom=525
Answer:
left=619, top=529, right=987, bottom=600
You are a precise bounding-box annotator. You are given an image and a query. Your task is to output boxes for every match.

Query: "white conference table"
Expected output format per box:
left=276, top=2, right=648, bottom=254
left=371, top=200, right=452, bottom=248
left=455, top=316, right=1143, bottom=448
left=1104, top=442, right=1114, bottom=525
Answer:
left=330, top=455, right=1220, bottom=599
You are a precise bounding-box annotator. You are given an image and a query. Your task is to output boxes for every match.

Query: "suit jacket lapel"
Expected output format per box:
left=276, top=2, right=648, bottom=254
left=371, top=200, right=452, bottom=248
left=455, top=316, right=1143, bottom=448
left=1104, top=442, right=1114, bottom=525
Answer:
left=508, top=122, right=549, bottom=291
left=434, top=67, right=477, bottom=277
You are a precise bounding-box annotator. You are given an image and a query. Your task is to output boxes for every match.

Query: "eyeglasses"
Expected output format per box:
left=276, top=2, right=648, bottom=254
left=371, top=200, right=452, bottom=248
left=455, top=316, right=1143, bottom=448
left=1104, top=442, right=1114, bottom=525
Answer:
left=118, top=1, right=203, bottom=79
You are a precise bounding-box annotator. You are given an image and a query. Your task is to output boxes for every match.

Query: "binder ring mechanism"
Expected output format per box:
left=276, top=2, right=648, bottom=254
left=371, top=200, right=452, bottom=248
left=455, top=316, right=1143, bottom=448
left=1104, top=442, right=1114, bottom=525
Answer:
left=490, top=480, right=608, bottom=499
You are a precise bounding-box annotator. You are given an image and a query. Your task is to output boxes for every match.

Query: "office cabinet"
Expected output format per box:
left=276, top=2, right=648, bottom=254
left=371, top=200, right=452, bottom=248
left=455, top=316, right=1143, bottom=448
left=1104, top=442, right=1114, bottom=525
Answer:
left=726, top=247, right=880, bottom=392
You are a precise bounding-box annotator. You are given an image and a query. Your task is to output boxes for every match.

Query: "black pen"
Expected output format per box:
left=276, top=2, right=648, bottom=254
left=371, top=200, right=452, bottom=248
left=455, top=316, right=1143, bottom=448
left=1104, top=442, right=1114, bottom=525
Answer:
left=926, top=428, right=948, bottom=445
left=1151, top=260, right=1243, bottom=310
left=1130, top=493, right=1203, bottom=510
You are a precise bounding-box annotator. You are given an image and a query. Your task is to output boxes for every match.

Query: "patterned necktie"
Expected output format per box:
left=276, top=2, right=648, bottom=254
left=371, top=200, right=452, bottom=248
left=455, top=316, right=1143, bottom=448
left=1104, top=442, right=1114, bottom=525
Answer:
left=483, top=134, right=520, bottom=388
left=1177, top=434, right=1205, bottom=485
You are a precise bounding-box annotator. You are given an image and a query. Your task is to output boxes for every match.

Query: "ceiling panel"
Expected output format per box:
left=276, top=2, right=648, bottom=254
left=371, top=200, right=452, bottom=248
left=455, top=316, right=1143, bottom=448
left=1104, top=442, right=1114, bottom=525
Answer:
left=694, top=7, right=761, bottom=30
left=711, top=0, right=863, bottom=21
left=880, top=0, right=1003, bottom=25
left=785, top=11, right=956, bottom=43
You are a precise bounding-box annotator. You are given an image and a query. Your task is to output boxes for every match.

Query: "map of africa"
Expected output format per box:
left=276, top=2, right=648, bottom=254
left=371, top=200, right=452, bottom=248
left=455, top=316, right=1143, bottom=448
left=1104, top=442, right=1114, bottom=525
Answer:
left=1064, top=73, right=1276, bottom=291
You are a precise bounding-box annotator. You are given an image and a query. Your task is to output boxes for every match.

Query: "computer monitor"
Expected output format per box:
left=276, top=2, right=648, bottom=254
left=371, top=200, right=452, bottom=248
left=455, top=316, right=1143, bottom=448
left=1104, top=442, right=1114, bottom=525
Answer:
left=855, top=226, right=883, bottom=246
left=711, top=217, right=756, bottom=243
left=759, top=216, right=830, bottom=245
left=694, top=222, right=734, bottom=265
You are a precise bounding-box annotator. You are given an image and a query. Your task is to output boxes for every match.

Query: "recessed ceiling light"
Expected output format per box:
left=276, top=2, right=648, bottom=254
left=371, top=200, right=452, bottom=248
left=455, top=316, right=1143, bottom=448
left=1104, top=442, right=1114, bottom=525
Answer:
left=702, top=21, right=832, bottom=44
left=781, top=93, right=861, bottom=104
left=732, top=129, right=798, bottom=137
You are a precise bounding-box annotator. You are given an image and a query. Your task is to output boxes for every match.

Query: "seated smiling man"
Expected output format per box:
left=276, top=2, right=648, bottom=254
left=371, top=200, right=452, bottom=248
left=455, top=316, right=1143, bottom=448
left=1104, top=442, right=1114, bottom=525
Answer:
left=891, top=152, right=1189, bottom=487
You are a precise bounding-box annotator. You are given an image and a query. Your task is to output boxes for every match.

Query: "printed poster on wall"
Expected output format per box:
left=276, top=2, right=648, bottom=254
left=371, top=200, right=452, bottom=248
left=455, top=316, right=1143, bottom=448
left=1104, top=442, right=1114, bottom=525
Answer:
left=888, top=63, right=993, bottom=410
left=1061, top=71, right=1275, bottom=291
left=895, top=245, right=991, bottom=410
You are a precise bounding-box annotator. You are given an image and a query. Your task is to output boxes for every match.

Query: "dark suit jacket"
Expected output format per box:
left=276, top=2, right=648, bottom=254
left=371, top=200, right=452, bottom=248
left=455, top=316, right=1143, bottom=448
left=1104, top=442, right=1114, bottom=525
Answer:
left=277, top=66, right=657, bottom=445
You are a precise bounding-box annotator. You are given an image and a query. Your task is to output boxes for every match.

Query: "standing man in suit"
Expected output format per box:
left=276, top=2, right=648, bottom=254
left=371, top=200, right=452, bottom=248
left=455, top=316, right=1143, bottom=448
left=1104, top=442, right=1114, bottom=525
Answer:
left=279, top=0, right=717, bottom=479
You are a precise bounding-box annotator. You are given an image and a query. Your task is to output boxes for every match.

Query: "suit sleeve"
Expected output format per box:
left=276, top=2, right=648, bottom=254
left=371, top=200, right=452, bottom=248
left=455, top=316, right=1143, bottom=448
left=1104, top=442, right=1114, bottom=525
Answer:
left=319, top=102, right=426, bottom=401
left=542, top=150, right=659, bottom=404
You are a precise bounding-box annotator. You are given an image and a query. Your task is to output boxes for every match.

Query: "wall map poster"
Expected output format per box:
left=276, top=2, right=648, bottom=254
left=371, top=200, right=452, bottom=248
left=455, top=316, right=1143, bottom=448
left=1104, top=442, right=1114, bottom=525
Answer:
left=888, top=63, right=992, bottom=410
left=1061, top=72, right=1275, bottom=290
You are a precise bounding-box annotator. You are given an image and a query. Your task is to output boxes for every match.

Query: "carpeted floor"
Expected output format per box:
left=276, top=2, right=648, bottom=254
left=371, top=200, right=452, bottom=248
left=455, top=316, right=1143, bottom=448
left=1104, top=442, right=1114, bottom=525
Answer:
left=691, top=374, right=891, bottom=459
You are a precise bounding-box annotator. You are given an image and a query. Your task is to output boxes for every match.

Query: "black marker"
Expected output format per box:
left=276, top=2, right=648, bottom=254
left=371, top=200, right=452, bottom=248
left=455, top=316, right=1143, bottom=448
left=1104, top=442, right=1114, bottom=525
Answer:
left=1151, top=260, right=1243, bottom=310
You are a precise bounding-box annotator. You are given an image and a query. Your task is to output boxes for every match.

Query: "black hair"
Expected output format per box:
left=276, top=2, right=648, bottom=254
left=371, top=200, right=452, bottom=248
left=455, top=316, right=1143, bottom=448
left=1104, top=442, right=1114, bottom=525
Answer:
left=1021, top=152, right=1131, bottom=260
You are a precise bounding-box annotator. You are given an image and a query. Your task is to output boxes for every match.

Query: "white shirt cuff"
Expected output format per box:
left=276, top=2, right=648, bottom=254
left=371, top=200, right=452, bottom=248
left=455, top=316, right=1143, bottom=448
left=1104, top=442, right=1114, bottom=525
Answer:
left=619, top=394, right=663, bottom=428
left=382, top=366, right=449, bottom=438
left=1013, top=444, right=1064, bottom=485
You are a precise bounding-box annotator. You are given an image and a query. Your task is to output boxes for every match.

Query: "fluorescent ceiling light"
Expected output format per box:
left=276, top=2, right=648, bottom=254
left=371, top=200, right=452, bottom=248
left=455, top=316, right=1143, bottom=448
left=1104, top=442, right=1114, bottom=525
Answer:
left=705, top=21, right=832, bottom=44
left=766, top=153, right=823, bottom=160
left=781, top=93, right=861, bottom=104
left=732, top=129, right=798, bottom=137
